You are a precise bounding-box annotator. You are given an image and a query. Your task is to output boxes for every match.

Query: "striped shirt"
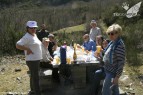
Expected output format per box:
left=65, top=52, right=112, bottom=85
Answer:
left=103, top=38, right=125, bottom=77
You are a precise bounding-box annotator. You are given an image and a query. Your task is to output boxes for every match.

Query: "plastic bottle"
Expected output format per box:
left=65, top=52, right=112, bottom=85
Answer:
left=60, top=46, right=67, bottom=64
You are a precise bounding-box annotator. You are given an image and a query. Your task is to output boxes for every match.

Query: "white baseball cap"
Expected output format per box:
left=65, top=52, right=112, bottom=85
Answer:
left=26, top=21, right=38, bottom=28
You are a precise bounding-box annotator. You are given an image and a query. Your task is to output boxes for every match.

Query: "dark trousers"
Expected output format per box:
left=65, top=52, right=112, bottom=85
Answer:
left=26, top=60, right=41, bottom=95
left=91, top=67, right=105, bottom=95
left=40, top=62, right=53, bottom=69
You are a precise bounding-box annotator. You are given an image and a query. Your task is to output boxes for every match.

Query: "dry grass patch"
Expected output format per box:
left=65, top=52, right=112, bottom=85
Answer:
left=0, top=61, right=30, bottom=93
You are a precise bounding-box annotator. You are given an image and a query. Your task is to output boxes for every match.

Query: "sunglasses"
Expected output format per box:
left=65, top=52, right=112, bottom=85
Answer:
left=29, top=27, right=36, bottom=29
left=107, top=32, right=117, bottom=36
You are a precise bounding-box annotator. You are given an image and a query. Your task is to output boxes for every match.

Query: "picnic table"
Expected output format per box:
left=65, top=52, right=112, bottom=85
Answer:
left=39, top=46, right=102, bottom=95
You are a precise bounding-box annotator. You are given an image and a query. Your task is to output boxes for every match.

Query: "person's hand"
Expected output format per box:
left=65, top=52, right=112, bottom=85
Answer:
left=76, top=44, right=81, bottom=48
left=85, top=50, right=90, bottom=54
left=50, top=57, right=53, bottom=61
left=112, top=77, right=119, bottom=85
left=94, top=51, right=100, bottom=57
left=49, top=61, right=52, bottom=64
left=26, top=48, right=33, bottom=55
left=100, top=48, right=103, bottom=53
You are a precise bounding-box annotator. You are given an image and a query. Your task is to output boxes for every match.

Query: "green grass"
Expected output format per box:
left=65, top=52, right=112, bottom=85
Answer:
left=53, top=24, right=86, bottom=46
left=53, top=24, right=85, bottom=33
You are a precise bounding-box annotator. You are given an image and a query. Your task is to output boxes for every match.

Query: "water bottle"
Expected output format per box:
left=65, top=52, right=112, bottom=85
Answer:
left=60, top=46, right=67, bottom=64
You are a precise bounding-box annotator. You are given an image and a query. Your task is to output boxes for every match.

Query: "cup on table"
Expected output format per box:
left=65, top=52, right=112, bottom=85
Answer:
left=55, top=56, right=60, bottom=64
left=66, top=57, right=71, bottom=64
left=96, top=45, right=102, bottom=53
left=82, top=47, right=85, bottom=52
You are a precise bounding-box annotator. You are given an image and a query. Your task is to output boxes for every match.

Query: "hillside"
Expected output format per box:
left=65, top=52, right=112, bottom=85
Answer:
left=0, top=0, right=92, bottom=7
left=53, top=24, right=85, bottom=33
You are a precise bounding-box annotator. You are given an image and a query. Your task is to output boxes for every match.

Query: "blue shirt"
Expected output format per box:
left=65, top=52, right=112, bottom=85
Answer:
left=83, top=39, right=96, bottom=51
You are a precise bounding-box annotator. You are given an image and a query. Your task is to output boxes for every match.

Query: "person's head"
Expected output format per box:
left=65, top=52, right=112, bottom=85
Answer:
left=48, top=34, right=54, bottom=41
left=26, top=21, right=38, bottom=35
left=90, top=20, right=97, bottom=28
left=41, top=24, right=46, bottom=30
left=42, top=37, right=50, bottom=47
left=102, top=39, right=110, bottom=49
left=106, top=24, right=122, bottom=41
left=63, top=41, right=67, bottom=45
left=83, top=34, right=89, bottom=42
left=96, top=35, right=104, bottom=46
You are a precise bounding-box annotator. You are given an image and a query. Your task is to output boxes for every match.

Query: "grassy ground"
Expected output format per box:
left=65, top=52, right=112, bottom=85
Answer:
left=0, top=55, right=143, bottom=95
left=119, top=64, right=143, bottom=95
left=0, top=55, right=30, bottom=94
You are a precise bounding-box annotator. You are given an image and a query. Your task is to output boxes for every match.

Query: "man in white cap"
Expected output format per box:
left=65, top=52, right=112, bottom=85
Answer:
left=16, top=21, right=42, bottom=95
left=89, top=20, right=102, bottom=42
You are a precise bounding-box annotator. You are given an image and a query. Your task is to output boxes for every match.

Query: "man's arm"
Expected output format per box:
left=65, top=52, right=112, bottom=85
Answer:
left=16, top=44, right=33, bottom=55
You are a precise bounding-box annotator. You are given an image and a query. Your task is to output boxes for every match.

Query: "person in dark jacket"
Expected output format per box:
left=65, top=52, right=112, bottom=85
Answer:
left=48, top=34, right=57, bottom=57
left=37, top=24, right=49, bottom=41
left=48, top=34, right=59, bottom=82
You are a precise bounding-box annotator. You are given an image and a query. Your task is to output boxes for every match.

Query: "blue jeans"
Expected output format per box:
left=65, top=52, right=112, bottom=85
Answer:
left=102, top=71, right=119, bottom=95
